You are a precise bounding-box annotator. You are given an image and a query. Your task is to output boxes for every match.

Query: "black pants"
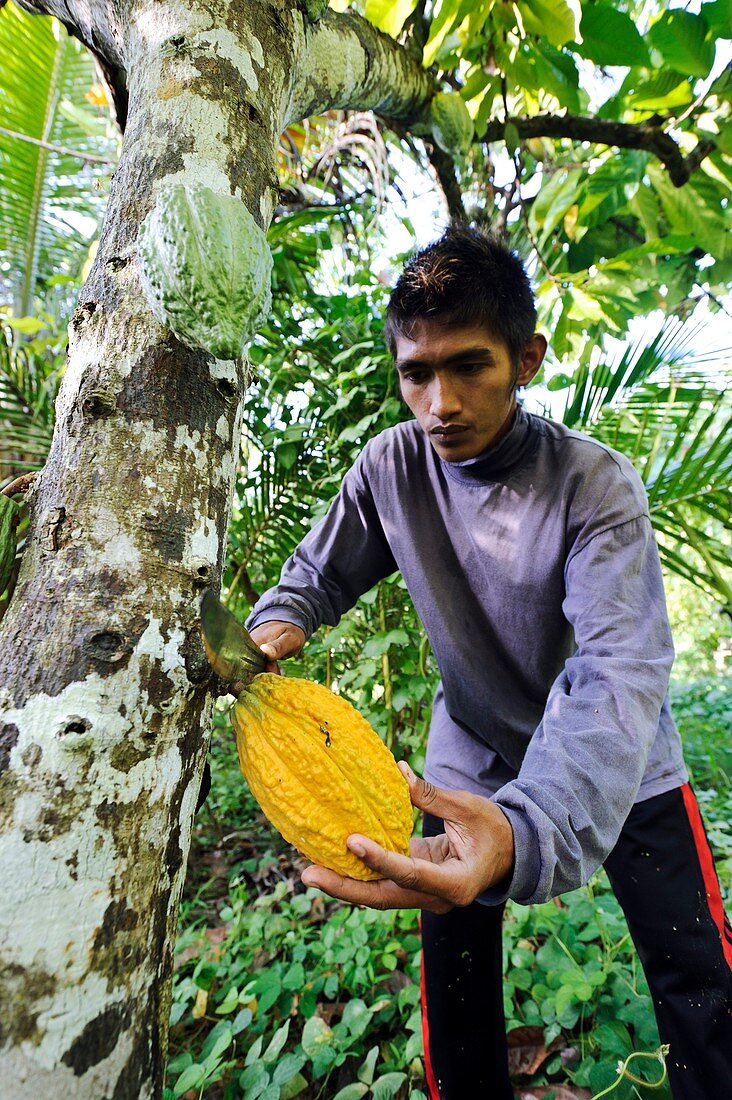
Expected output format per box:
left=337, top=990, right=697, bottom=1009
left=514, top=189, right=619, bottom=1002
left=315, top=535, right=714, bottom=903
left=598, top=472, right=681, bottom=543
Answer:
left=420, top=784, right=732, bottom=1099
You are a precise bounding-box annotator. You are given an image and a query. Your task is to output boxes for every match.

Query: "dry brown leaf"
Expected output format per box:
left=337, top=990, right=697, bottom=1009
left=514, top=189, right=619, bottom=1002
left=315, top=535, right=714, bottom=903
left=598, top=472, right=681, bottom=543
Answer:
left=507, top=1026, right=562, bottom=1076
left=192, top=987, right=208, bottom=1019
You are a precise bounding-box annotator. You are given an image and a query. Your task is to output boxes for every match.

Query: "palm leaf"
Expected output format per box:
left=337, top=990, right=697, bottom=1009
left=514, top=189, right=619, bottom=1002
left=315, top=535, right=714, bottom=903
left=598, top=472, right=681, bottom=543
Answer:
left=0, top=4, right=118, bottom=313
left=0, top=323, right=60, bottom=478
left=560, top=318, right=732, bottom=606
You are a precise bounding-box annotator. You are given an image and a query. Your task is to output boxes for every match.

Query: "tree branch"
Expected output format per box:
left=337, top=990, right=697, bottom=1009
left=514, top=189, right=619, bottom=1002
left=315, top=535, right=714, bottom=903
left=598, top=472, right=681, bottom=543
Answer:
left=286, top=10, right=433, bottom=126
left=483, top=113, right=715, bottom=187
left=424, top=141, right=466, bottom=222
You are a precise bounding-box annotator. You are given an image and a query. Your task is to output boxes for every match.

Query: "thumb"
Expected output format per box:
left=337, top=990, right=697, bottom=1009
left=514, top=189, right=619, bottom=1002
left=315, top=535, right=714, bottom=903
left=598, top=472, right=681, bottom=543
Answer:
left=397, top=761, right=470, bottom=821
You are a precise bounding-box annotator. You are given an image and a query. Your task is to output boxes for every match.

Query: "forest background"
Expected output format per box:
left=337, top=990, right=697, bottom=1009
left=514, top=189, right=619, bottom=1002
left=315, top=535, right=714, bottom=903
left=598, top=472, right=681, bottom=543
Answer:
left=1, top=0, right=731, bottom=1096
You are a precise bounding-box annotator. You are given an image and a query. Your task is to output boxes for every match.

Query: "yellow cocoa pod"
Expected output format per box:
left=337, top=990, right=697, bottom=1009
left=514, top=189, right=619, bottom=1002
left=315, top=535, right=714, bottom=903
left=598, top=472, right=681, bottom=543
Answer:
left=232, top=674, right=413, bottom=880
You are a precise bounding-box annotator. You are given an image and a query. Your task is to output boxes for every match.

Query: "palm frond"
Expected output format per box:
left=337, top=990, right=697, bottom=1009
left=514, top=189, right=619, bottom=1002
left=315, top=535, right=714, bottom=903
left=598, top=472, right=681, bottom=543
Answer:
left=0, top=4, right=118, bottom=312
left=0, top=322, right=60, bottom=478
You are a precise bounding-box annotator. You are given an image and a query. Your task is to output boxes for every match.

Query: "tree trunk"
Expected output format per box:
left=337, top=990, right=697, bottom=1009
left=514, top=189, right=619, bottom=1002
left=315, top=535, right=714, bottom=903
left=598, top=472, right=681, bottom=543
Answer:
left=0, top=2, right=430, bottom=1095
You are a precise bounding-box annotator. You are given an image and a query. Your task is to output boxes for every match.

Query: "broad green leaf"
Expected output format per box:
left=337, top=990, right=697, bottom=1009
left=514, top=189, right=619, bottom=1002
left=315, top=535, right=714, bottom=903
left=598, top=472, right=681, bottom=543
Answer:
left=649, top=165, right=729, bottom=261
left=647, top=10, right=715, bottom=79
left=576, top=3, right=650, bottom=67
left=700, top=0, right=732, bottom=37
left=372, top=1074, right=408, bottom=1100
left=332, top=1085, right=369, bottom=1100
left=422, top=0, right=465, bottom=67
left=272, top=1053, right=307, bottom=1087
left=520, top=0, right=581, bottom=48
left=173, top=1064, right=206, bottom=1096
left=301, top=1014, right=334, bottom=1056
left=263, top=1020, right=291, bottom=1064
left=3, top=316, right=46, bottom=335
left=623, top=70, right=693, bottom=112
left=280, top=1072, right=308, bottom=1099
left=363, top=0, right=419, bottom=39
left=528, top=169, right=582, bottom=245
left=357, top=1045, right=379, bottom=1086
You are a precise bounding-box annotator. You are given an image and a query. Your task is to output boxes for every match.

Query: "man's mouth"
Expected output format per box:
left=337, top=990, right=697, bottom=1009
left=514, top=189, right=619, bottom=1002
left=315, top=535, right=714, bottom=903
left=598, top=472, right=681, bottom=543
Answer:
left=431, top=425, right=469, bottom=439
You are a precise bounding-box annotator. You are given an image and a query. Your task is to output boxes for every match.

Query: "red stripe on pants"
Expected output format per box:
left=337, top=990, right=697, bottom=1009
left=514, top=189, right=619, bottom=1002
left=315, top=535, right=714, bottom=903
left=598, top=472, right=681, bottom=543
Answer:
left=680, top=781, right=732, bottom=969
left=419, top=915, right=440, bottom=1100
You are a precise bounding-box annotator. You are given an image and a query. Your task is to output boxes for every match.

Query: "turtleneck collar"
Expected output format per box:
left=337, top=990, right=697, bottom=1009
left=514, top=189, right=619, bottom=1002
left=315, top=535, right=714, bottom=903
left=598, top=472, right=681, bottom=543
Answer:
left=439, top=404, right=537, bottom=484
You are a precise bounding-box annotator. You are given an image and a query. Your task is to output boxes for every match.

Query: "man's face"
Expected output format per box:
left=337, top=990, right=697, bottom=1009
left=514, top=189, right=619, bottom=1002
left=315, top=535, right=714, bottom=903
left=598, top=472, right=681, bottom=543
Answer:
left=394, top=320, right=545, bottom=462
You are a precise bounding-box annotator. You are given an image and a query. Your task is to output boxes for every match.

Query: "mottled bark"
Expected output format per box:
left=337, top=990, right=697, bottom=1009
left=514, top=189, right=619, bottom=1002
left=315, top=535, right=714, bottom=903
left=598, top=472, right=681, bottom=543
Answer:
left=0, top=2, right=432, bottom=1096
left=0, top=2, right=292, bottom=1096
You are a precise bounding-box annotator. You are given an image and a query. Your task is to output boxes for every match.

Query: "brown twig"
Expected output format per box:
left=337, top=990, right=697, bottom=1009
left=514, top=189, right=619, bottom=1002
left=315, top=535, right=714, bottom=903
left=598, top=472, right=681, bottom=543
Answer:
left=1, top=472, right=38, bottom=497
left=482, top=113, right=715, bottom=186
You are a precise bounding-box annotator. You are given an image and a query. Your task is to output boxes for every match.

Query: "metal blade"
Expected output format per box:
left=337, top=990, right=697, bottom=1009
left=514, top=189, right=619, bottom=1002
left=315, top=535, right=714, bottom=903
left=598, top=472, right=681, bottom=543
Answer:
left=200, top=590, right=266, bottom=685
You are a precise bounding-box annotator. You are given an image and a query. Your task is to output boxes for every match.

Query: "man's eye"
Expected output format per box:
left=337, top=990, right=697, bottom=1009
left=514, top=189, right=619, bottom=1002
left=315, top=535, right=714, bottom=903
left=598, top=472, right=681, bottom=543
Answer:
left=404, top=372, right=428, bottom=383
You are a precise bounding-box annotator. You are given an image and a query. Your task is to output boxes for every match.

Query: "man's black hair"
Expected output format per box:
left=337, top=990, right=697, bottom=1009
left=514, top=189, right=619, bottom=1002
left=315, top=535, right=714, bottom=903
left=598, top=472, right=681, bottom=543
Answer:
left=384, top=226, right=537, bottom=368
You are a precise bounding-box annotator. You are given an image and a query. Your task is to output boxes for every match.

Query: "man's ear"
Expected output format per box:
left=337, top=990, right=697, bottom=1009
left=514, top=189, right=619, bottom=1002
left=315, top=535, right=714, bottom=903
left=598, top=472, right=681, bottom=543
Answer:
left=517, top=333, right=547, bottom=388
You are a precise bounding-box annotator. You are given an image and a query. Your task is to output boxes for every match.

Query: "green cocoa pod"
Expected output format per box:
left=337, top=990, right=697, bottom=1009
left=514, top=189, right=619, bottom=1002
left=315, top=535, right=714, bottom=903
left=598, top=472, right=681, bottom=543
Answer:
left=430, top=91, right=474, bottom=157
left=0, top=495, right=20, bottom=596
left=138, top=183, right=273, bottom=360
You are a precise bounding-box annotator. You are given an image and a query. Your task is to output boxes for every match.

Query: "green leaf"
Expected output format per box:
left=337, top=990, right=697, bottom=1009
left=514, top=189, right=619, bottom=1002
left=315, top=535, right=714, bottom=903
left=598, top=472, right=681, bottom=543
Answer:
left=649, top=165, right=729, bottom=261
left=528, top=169, right=582, bottom=246
left=361, top=629, right=409, bottom=658
left=272, top=1052, right=306, bottom=1086
left=357, top=1045, right=380, bottom=1086
left=301, top=1014, right=334, bottom=1056
left=647, top=10, right=715, bottom=79
left=3, top=316, right=47, bottom=335
left=332, top=1085, right=369, bottom=1100
left=280, top=1073, right=308, bottom=1099
left=239, top=1062, right=270, bottom=1093
left=624, top=69, right=693, bottom=112
left=232, top=1007, right=253, bottom=1034
left=173, top=1064, right=206, bottom=1096
left=363, top=0, right=419, bottom=38
left=700, top=0, right=732, bottom=37
left=576, top=3, right=650, bottom=67
left=521, top=0, right=581, bottom=48
left=263, top=1020, right=291, bottom=1064
left=504, top=122, right=520, bottom=156
left=372, top=1072, right=408, bottom=1098
left=422, top=0, right=464, bottom=68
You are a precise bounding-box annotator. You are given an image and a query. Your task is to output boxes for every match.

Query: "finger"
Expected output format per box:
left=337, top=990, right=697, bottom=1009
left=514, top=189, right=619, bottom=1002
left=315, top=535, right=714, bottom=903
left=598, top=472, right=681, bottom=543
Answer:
left=409, top=833, right=452, bottom=863
left=300, top=864, right=453, bottom=914
left=346, top=833, right=467, bottom=904
left=397, top=761, right=482, bottom=825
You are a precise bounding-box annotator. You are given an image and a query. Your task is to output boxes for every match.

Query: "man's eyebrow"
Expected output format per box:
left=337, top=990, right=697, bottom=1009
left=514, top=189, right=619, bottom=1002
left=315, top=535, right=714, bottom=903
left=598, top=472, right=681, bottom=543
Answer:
left=395, top=346, right=497, bottom=371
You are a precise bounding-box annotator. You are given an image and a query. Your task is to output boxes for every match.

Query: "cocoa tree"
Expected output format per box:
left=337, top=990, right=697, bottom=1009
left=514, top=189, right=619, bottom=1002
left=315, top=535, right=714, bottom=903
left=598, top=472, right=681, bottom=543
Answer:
left=0, top=0, right=727, bottom=1096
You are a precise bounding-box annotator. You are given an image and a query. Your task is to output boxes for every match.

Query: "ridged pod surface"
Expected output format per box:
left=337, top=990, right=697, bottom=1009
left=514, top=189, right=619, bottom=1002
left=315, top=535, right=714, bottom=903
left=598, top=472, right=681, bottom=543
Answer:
left=430, top=91, right=474, bottom=157
left=232, top=674, right=413, bottom=879
left=137, top=182, right=273, bottom=360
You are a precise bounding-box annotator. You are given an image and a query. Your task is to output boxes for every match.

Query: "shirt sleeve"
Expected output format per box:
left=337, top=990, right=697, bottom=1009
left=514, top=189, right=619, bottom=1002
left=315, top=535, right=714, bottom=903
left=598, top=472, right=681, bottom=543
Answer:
left=484, top=513, right=676, bottom=906
left=245, top=446, right=398, bottom=638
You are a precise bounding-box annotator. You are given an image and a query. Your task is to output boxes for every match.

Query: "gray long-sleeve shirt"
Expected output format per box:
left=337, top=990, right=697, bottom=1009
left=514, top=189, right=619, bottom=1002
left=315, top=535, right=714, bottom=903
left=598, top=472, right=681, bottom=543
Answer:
left=246, top=405, right=688, bottom=905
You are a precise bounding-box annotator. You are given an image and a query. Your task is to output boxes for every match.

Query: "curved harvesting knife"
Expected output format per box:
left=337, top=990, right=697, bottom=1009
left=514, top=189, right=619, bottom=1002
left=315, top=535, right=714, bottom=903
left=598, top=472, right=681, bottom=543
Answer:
left=200, top=590, right=266, bottom=688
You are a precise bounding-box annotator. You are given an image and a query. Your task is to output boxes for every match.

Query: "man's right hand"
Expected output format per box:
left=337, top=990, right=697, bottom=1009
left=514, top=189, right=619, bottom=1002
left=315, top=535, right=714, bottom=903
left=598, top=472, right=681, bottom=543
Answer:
left=249, top=621, right=307, bottom=675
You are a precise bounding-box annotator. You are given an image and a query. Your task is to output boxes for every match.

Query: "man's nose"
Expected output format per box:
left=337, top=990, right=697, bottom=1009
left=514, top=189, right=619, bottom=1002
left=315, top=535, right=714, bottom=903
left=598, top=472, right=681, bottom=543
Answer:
left=429, top=375, right=461, bottom=419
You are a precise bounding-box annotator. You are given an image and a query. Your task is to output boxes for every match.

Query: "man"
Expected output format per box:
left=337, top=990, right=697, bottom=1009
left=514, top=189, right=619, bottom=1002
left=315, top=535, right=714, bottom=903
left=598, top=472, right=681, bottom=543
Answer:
left=247, top=228, right=732, bottom=1098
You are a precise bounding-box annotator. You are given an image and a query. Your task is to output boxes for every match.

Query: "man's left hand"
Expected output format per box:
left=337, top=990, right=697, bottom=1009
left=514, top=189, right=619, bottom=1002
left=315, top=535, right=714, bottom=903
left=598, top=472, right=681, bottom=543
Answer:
left=300, top=762, right=515, bottom=913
